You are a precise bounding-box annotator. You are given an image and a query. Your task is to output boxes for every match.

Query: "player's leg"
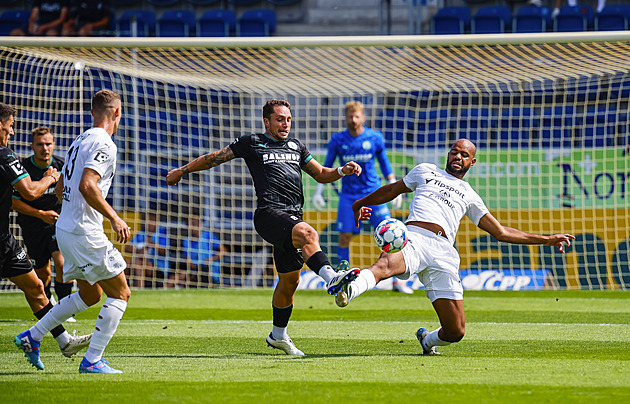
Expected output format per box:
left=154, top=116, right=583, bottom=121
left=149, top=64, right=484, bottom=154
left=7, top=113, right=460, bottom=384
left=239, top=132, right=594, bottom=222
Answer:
left=52, top=250, right=73, bottom=301
left=34, top=261, right=53, bottom=301
left=336, top=250, right=407, bottom=307
left=416, top=298, right=465, bottom=355
left=80, top=272, right=130, bottom=369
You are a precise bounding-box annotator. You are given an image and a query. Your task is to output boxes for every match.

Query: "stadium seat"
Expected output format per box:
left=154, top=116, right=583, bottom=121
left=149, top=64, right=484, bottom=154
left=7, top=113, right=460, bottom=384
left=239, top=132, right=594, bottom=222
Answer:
left=237, top=9, right=277, bottom=37
left=157, top=10, right=197, bottom=37
left=431, top=6, right=471, bottom=34
left=376, top=109, right=416, bottom=148
left=227, top=0, right=261, bottom=5
left=117, top=10, right=156, bottom=37
left=0, top=10, right=30, bottom=36
left=595, top=5, right=630, bottom=31
left=554, top=6, right=588, bottom=32
left=472, top=6, right=512, bottom=34
left=513, top=6, right=551, bottom=33
left=147, top=0, right=179, bottom=6
left=197, top=9, right=236, bottom=37
left=187, top=0, right=221, bottom=4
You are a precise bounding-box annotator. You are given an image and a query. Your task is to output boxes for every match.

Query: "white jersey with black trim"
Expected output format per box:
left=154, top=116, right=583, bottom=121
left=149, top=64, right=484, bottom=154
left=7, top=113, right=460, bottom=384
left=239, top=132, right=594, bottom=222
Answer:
left=56, top=127, right=117, bottom=235
left=402, top=163, right=489, bottom=244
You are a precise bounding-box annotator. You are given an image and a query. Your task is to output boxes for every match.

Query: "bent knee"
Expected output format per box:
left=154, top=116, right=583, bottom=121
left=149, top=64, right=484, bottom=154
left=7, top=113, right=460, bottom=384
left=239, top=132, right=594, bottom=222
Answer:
left=443, top=327, right=465, bottom=343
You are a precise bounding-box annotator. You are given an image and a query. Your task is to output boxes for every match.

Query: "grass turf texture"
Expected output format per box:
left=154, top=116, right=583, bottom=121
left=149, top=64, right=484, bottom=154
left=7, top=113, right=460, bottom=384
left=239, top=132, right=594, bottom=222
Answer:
left=1, top=289, right=629, bottom=403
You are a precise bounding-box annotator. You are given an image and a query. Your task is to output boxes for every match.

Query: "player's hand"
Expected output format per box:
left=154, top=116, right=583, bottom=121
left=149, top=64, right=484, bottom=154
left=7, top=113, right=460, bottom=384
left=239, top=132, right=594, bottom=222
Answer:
left=111, top=216, right=132, bottom=244
left=166, top=168, right=184, bottom=186
left=341, top=161, right=362, bottom=177
left=391, top=194, right=403, bottom=210
left=545, top=233, right=575, bottom=253
left=45, top=166, right=60, bottom=183
left=38, top=210, right=59, bottom=225
left=312, top=191, right=326, bottom=211
left=353, top=206, right=372, bottom=227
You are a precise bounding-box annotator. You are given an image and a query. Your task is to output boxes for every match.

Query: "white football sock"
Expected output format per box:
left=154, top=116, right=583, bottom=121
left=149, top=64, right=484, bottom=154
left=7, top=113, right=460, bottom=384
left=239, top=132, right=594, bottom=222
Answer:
left=31, top=293, right=90, bottom=341
left=318, top=265, right=336, bottom=284
left=348, top=269, right=377, bottom=301
left=272, top=325, right=289, bottom=340
left=84, top=298, right=127, bottom=363
left=423, top=328, right=452, bottom=350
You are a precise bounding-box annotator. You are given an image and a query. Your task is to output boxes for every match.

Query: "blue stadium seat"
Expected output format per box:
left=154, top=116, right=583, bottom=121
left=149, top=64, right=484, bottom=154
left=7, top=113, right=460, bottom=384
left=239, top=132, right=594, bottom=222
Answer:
left=554, top=6, right=589, bottom=32
left=157, top=10, right=197, bottom=37
left=432, top=6, right=471, bottom=34
left=376, top=109, right=416, bottom=148
left=472, top=6, right=511, bottom=34
left=187, top=0, right=221, bottom=4
left=147, top=0, right=179, bottom=6
left=417, top=109, right=449, bottom=147
left=237, top=9, right=276, bottom=36
left=513, top=6, right=551, bottom=33
left=197, top=9, right=236, bottom=37
left=117, top=10, right=156, bottom=37
left=0, top=10, right=30, bottom=36
left=227, top=0, right=260, bottom=5
left=596, top=5, right=630, bottom=31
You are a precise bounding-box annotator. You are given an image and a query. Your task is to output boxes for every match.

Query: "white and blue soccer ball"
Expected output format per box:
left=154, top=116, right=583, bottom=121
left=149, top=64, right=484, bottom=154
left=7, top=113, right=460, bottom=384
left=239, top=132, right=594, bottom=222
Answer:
left=374, top=218, right=408, bottom=253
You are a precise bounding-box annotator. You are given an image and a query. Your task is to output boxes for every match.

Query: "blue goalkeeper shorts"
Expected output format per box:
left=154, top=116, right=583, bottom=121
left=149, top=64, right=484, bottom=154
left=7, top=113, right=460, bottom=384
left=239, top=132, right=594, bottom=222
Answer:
left=336, top=192, right=391, bottom=234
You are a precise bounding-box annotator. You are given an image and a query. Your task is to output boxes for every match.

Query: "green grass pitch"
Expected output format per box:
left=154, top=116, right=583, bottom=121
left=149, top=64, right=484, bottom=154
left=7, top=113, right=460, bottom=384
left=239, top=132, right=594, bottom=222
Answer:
left=1, top=289, right=629, bottom=403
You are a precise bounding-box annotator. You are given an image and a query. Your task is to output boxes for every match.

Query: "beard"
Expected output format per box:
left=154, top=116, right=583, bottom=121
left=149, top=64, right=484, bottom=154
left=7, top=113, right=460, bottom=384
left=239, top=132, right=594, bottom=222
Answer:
left=446, top=160, right=470, bottom=177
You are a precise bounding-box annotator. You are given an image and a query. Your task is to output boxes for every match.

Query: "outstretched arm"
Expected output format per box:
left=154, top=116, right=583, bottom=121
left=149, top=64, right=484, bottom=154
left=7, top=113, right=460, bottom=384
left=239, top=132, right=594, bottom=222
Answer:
left=303, top=158, right=361, bottom=184
left=13, top=166, right=59, bottom=201
left=351, top=180, right=412, bottom=227
left=477, top=213, right=575, bottom=253
left=11, top=198, right=59, bottom=225
left=166, top=146, right=235, bottom=186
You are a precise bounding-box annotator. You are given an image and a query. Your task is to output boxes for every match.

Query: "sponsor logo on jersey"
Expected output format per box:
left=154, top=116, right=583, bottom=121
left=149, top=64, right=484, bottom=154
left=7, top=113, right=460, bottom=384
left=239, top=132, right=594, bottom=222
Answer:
left=262, top=152, right=300, bottom=164
left=9, top=160, right=25, bottom=176
left=342, top=153, right=373, bottom=163
left=94, top=151, right=109, bottom=163
left=16, top=249, right=27, bottom=261
left=425, top=178, right=466, bottom=199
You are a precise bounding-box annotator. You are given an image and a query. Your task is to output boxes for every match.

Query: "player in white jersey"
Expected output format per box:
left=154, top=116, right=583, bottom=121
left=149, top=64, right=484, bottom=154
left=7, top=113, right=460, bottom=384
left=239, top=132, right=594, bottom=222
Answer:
left=15, top=90, right=132, bottom=373
left=333, top=139, right=575, bottom=355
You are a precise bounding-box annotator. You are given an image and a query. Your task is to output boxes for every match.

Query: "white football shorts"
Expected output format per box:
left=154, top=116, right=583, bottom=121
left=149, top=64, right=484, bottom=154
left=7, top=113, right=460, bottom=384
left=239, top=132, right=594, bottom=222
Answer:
left=56, top=228, right=127, bottom=285
left=399, top=225, right=463, bottom=302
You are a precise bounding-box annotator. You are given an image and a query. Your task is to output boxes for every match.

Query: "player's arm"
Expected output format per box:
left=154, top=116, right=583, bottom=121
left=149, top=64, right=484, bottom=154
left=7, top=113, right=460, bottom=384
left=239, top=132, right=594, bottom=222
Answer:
left=55, top=174, right=64, bottom=203
left=477, top=213, right=575, bottom=253
left=303, top=158, right=361, bottom=183
left=351, top=180, right=412, bottom=227
left=166, top=145, right=235, bottom=186
left=11, top=197, right=59, bottom=225
left=38, top=6, right=68, bottom=32
left=79, top=168, right=131, bottom=243
left=12, top=166, right=59, bottom=201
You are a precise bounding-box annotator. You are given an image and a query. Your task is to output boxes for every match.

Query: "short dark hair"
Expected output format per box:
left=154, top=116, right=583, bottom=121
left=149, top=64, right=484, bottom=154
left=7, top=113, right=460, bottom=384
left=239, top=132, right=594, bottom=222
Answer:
left=0, top=102, right=16, bottom=124
left=31, top=126, right=53, bottom=143
left=92, top=90, right=121, bottom=115
left=263, top=99, right=291, bottom=120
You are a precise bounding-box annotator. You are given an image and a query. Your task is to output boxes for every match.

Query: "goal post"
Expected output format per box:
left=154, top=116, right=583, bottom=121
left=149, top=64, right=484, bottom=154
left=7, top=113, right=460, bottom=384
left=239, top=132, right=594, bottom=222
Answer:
left=1, top=32, right=629, bottom=291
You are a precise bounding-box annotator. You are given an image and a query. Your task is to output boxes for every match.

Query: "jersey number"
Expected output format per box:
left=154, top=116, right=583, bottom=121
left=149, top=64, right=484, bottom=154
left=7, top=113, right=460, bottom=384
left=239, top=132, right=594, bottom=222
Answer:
left=64, top=145, right=80, bottom=180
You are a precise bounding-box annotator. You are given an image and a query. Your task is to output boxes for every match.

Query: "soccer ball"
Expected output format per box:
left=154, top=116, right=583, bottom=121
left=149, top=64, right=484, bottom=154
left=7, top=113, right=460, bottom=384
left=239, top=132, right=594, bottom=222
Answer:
left=374, top=218, right=408, bottom=253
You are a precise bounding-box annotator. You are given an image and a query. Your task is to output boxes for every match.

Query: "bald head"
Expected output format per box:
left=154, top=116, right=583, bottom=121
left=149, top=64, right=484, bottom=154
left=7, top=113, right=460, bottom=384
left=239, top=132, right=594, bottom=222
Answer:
left=446, top=138, right=477, bottom=179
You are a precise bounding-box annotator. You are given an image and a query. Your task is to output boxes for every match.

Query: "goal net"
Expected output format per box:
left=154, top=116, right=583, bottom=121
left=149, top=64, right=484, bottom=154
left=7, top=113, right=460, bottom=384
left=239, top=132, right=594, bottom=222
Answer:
left=1, top=33, right=628, bottom=291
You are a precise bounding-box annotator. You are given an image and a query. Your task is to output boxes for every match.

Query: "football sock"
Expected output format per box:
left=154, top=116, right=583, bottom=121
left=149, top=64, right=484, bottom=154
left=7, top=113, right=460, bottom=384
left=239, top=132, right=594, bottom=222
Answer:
left=31, top=293, right=89, bottom=341
left=423, top=328, right=452, bottom=350
left=55, top=279, right=73, bottom=301
left=44, top=282, right=52, bottom=300
left=84, top=298, right=127, bottom=363
left=272, top=325, right=289, bottom=340
left=337, top=246, right=350, bottom=263
left=348, top=269, right=377, bottom=301
left=305, top=251, right=335, bottom=283
left=32, top=302, right=66, bottom=342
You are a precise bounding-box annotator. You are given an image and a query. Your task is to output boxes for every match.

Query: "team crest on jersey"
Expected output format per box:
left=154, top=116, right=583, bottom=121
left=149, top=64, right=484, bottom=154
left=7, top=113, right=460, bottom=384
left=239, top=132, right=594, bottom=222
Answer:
left=94, top=151, right=109, bottom=163
left=287, top=141, right=298, bottom=150
left=362, top=141, right=371, bottom=150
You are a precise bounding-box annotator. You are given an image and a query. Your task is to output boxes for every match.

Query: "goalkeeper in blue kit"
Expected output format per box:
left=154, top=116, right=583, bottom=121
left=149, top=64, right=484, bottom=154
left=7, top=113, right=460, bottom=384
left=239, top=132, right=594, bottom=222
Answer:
left=312, top=101, right=412, bottom=294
